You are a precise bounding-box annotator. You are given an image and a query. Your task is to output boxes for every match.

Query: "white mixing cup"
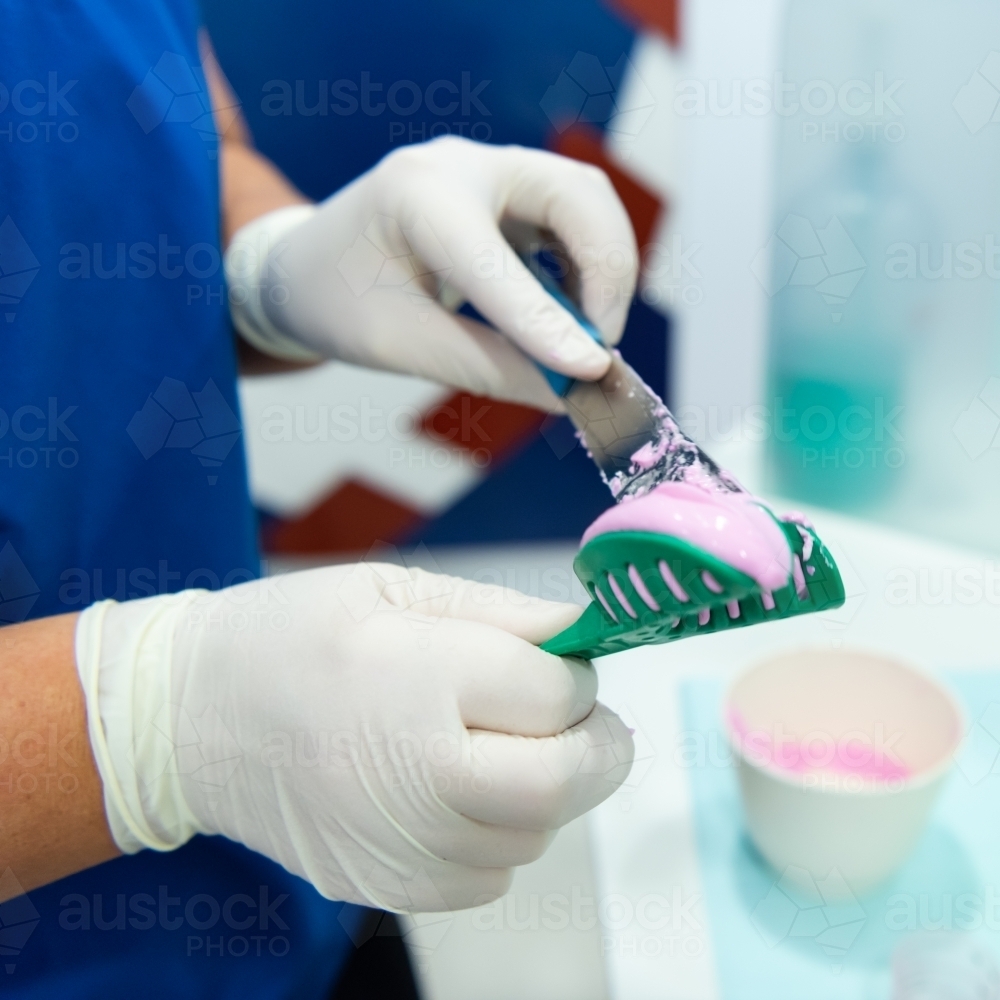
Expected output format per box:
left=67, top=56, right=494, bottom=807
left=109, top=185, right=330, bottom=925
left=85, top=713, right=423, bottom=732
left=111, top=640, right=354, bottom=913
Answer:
left=726, top=648, right=963, bottom=896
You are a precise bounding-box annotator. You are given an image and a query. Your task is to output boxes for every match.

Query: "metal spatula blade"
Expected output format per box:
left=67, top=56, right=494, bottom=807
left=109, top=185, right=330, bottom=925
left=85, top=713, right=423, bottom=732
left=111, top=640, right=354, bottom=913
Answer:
left=562, top=352, right=743, bottom=500
left=499, top=226, right=742, bottom=501
left=524, top=264, right=742, bottom=500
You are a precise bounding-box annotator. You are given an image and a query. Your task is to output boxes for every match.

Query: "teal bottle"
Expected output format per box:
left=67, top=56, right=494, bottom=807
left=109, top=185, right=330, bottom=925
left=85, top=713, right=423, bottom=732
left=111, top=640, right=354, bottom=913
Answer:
left=765, top=142, right=927, bottom=512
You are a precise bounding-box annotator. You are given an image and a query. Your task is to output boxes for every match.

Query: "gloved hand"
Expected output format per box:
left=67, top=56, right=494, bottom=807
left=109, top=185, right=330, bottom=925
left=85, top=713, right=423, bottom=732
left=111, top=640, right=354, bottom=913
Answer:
left=225, top=136, right=638, bottom=411
left=75, top=562, right=634, bottom=911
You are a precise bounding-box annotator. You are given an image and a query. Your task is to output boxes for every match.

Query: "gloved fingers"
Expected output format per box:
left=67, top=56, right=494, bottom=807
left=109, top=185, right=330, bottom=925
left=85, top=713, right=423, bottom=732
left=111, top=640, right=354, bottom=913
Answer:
left=352, top=857, right=514, bottom=913
left=335, top=562, right=579, bottom=637
left=380, top=138, right=635, bottom=367
left=452, top=314, right=566, bottom=412
left=332, top=562, right=594, bottom=733
left=374, top=139, right=611, bottom=381
left=437, top=703, right=634, bottom=830
left=329, top=568, right=594, bottom=735
left=436, top=617, right=596, bottom=734
left=385, top=565, right=584, bottom=645
left=496, top=145, right=638, bottom=349
left=414, top=812, right=554, bottom=869
left=417, top=863, right=513, bottom=913
left=390, top=185, right=612, bottom=382
left=334, top=290, right=565, bottom=412
left=332, top=564, right=594, bottom=734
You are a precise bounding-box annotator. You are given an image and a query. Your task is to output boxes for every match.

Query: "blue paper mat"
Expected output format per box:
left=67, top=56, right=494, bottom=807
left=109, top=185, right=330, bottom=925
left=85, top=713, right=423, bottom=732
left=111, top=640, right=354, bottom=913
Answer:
left=680, top=671, right=1000, bottom=999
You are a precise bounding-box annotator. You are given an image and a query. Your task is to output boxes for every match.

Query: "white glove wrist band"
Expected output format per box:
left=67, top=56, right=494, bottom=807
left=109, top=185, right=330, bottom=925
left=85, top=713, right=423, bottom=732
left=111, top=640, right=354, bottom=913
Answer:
left=224, top=203, right=322, bottom=362
left=76, top=594, right=206, bottom=854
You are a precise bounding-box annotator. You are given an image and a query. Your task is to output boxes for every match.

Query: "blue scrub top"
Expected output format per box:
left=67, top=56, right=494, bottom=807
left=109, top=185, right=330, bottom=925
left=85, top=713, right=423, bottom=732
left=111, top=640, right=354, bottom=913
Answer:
left=0, top=1, right=361, bottom=995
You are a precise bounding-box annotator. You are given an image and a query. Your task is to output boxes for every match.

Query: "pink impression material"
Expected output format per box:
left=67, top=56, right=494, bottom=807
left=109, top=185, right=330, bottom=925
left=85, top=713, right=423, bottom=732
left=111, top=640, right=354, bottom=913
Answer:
left=580, top=481, right=792, bottom=592
left=727, top=707, right=912, bottom=781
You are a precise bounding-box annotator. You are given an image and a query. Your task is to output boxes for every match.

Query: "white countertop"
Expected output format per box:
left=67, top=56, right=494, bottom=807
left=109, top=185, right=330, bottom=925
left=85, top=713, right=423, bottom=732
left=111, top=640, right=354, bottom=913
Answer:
left=404, top=503, right=1000, bottom=1000
left=591, top=502, right=1000, bottom=1000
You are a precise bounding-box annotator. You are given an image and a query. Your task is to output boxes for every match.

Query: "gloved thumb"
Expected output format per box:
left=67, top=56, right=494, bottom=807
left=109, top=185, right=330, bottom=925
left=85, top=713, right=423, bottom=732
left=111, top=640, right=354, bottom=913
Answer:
left=345, top=562, right=585, bottom=645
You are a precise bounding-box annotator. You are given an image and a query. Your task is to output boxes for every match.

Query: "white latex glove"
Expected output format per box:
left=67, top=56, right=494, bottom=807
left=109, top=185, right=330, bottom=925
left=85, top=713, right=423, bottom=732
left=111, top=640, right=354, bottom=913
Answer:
left=75, top=563, right=634, bottom=912
left=225, top=136, right=639, bottom=411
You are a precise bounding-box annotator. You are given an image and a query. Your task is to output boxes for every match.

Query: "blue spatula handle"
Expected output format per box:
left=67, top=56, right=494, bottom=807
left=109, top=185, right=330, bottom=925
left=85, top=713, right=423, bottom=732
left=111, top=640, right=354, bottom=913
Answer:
left=531, top=268, right=605, bottom=397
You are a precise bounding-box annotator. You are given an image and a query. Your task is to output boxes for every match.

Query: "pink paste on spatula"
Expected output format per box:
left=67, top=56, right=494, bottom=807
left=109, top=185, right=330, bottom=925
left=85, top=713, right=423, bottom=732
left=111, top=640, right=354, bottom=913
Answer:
left=578, top=361, right=811, bottom=594
left=581, top=481, right=793, bottom=592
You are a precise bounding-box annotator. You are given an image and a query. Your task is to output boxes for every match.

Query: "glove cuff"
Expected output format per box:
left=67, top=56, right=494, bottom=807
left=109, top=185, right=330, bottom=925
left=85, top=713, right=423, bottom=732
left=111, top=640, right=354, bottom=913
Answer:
left=75, top=592, right=208, bottom=854
left=225, top=204, right=324, bottom=362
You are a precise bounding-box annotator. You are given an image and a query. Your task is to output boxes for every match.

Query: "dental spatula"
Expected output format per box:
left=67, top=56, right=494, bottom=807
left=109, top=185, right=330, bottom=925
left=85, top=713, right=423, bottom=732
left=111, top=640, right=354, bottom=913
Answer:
left=518, top=251, right=845, bottom=659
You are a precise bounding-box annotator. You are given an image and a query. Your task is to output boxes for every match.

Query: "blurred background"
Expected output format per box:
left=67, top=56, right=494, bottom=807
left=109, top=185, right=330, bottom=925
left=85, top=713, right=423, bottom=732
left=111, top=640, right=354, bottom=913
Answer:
left=205, top=0, right=673, bottom=557
left=202, top=0, right=1000, bottom=564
